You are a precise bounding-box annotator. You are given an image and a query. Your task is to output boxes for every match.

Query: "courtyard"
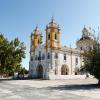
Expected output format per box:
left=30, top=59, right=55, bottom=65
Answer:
left=0, top=78, right=100, bottom=100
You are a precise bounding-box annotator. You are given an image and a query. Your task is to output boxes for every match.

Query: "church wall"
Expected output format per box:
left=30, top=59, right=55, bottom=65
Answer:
left=29, top=47, right=83, bottom=79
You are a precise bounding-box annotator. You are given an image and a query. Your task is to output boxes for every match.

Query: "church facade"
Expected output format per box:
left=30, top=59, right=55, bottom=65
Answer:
left=29, top=18, right=93, bottom=79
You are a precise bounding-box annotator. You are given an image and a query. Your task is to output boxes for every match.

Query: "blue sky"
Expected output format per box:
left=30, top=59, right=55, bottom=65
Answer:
left=0, top=0, right=100, bottom=69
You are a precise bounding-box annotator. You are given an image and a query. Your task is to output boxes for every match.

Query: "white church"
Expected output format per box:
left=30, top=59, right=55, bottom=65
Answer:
left=29, top=18, right=93, bottom=79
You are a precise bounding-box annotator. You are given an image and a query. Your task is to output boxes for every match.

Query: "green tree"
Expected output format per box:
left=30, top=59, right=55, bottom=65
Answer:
left=0, top=34, right=26, bottom=77
left=81, top=35, right=100, bottom=85
left=18, top=67, right=28, bottom=78
left=0, top=34, right=9, bottom=76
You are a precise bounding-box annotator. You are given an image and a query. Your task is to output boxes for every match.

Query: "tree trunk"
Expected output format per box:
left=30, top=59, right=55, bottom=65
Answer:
left=98, top=79, right=100, bottom=86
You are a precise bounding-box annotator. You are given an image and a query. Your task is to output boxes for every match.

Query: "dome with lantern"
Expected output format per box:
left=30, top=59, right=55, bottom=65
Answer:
left=79, top=26, right=93, bottom=41
left=46, top=17, right=60, bottom=30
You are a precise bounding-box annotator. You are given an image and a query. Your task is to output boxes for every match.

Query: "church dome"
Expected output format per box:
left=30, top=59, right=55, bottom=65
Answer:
left=47, top=17, right=60, bottom=29
left=33, top=26, right=41, bottom=35
left=78, top=26, right=92, bottom=41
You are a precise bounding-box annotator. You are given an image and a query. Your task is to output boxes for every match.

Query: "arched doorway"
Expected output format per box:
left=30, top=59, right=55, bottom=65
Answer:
left=37, top=64, right=43, bottom=78
left=74, top=67, right=79, bottom=75
left=61, top=64, right=69, bottom=75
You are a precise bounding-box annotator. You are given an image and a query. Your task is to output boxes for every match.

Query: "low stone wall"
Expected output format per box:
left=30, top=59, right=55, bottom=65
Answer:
left=49, top=75, right=86, bottom=80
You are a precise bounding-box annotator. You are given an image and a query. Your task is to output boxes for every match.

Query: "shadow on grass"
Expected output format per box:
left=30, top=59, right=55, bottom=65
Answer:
left=46, top=84, right=100, bottom=91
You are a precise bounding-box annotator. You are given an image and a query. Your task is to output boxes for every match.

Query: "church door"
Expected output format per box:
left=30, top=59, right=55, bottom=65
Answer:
left=61, top=65, right=69, bottom=75
left=37, top=64, right=43, bottom=78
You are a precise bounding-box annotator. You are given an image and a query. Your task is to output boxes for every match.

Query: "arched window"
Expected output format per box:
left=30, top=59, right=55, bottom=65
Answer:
left=55, top=33, right=57, bottom=40
left=48, top=33, right=50, bottom=40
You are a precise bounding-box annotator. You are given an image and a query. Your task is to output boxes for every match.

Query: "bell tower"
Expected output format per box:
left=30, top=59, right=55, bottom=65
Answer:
left=46, top=17, right=60, bottom=50
left=30, top=26, right=43, bottom=53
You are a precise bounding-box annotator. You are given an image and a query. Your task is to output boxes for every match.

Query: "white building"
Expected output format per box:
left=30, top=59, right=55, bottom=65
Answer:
left=29, top=18, right=93, bottom=79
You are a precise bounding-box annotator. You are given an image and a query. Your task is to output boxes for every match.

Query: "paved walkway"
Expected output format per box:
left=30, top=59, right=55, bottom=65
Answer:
left=0, top=78, right=100, bottom=100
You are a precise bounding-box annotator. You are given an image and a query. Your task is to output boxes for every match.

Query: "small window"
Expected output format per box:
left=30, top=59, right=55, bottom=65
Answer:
left=55, top=53, right=58, bottom=59
left=47, top=53, right=50, bottom=59
left=55, top=68, right=57, bottom=75
left=55, top=33, right=57, bottom=40
left=31, top=57, right=33, bottom=61
left=64, top=54, right=66, bottom=60
left=42, top=54, right=45, bottom=60
left=80, top=47, right=82, bottom=50
left=76, top=58, right=78, bottom=64
left=38, top=51, right=41, bottom=60
left=48, top=33, right=50, bottom=40
left=35, top=55, right=38, bottom=60
left=39, top=51, right=41, bottom=57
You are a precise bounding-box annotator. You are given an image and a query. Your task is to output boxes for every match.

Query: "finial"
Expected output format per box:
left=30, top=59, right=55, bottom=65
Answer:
left=34, top=25, right=39, bottom=35
left=34, top=25, right=39, bottom=31
left=36, top=25, right=38, bottom=29
left=70, top=43, right=72, bottom=48
left=89, top=27, right=91, bottom=30
left=82, top=25, right=87, bottom=32
left=98, top=26, right=99, bottom=31
left=84, top=25, right=86, bottom=28
left=57, top=24, right=60, bottom=30
left=46, top=25, right=48, bottom=28
left=51, top=16, right=54, bottom=23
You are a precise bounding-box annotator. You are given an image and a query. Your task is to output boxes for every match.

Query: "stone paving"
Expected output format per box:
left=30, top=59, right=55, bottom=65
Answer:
left=0, top=78, right=100, bottom=100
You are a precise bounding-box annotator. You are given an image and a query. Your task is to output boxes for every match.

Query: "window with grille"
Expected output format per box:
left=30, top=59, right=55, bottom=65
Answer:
left=64, top=54, right=66, bottom=60
left=55, top=53, right=58, bottom=59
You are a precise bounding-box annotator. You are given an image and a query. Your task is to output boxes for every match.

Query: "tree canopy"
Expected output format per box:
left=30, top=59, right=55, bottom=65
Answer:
left=0, top=34, right=26, bottom=76
left=81, top=35, right=100, bottom=85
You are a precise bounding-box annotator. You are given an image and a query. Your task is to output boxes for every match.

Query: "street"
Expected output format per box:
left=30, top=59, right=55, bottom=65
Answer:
left=0, top=78, right=100, bottom=100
